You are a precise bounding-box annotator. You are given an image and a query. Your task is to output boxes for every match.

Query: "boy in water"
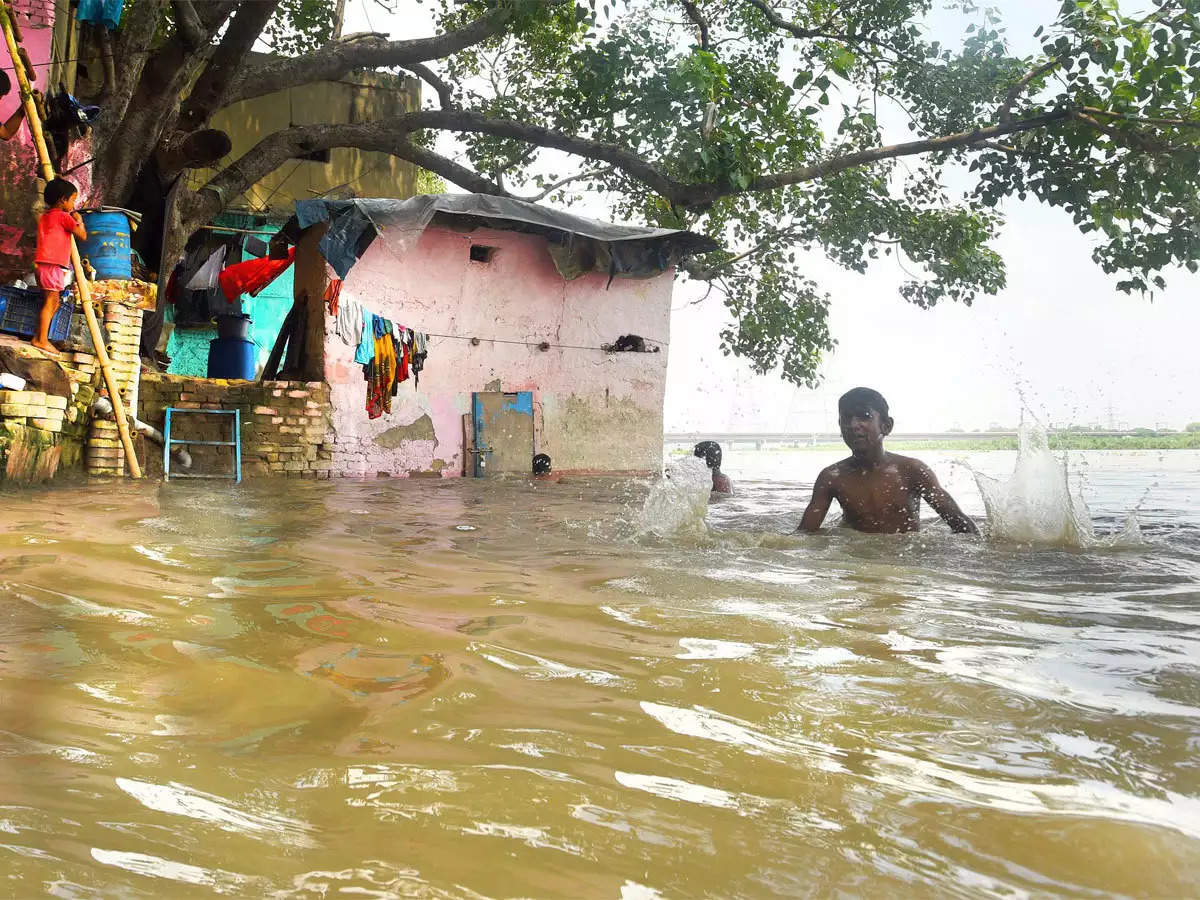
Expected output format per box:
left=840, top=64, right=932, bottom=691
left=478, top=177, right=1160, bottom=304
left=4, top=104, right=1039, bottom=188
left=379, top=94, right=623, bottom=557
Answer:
left=797, top=387, right=977, bottom=534
left=694, top=440, right=733, bottom=495
left=32, top=178, right=86, bottom=354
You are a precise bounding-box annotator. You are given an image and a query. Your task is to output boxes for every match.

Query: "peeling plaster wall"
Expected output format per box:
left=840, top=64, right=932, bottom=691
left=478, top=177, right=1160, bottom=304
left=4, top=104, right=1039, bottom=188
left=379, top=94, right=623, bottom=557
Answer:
left=325, top=224, right=672, bottom=477
left=0, top=0, right=95, bottom=283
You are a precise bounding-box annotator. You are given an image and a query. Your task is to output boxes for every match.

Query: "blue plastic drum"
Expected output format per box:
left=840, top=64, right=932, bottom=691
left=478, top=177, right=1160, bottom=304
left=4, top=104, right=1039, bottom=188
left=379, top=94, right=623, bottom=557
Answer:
left=79, top=210, right=132, bottom=280
left=207, top=337, right=256, bottom=380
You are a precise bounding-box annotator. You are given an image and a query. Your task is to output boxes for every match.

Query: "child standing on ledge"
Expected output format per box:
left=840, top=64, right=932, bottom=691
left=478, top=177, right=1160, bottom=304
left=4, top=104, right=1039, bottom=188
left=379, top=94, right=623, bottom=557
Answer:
left=32, top=178, right=86, bottom=354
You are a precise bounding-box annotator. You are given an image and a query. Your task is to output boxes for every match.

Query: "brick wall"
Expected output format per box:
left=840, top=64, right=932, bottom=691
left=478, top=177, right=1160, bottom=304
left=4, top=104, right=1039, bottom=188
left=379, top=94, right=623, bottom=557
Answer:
left=10, top=0, right=55, bottom=29
left=138, top=375, right=335, bottom=478
left=0, top=294, right=143, bottom=482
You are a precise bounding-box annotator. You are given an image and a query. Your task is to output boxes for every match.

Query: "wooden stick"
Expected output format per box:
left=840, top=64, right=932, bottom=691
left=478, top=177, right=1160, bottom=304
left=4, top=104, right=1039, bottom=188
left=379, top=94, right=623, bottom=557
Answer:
left=0, top=5, right=142, bottom=478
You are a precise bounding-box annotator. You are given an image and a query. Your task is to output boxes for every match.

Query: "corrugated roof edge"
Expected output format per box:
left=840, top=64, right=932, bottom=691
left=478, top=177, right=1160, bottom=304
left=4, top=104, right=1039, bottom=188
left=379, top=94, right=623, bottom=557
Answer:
left=297, top=193, right=721, bottom=254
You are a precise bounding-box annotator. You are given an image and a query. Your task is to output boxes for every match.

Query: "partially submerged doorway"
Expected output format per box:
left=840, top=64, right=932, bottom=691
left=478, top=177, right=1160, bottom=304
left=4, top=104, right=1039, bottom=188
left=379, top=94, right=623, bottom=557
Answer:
left=470, top=391, right=533, bottom=477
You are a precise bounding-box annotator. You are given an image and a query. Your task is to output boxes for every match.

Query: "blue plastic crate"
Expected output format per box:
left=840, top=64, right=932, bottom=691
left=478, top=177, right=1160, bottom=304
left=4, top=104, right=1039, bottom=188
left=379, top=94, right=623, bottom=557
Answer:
left=0, top=285, right=74, bottom=342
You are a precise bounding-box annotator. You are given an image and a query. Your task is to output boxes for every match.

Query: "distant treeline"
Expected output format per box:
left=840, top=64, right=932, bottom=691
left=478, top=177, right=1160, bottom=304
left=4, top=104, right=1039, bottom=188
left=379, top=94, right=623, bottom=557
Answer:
left=850, top=434, right=1200, bottom=451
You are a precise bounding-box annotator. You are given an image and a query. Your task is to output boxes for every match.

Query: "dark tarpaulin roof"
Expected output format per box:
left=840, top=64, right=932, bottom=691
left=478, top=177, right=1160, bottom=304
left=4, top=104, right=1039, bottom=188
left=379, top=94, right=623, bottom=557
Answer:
left=296, top=193, right=720, bottom=280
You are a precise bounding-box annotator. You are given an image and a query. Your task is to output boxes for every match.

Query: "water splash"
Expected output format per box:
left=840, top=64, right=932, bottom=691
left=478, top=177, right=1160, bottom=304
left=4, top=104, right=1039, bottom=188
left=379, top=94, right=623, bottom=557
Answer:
left=638, top=457, right=711, bottom=536
left=973, top=425, right=1142, bottom=548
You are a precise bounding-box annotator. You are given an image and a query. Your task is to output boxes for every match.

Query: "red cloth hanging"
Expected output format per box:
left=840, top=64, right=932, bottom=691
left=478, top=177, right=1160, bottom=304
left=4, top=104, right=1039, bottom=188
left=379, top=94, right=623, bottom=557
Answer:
left=218, top=247, right=296, bottom=303
left=324, top=278, right=343, bottom=316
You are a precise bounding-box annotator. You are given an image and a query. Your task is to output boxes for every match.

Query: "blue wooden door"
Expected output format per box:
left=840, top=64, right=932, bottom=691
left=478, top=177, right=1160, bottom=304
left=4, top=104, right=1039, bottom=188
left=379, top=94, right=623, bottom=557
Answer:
left=471, top=391, right=534, bottom=477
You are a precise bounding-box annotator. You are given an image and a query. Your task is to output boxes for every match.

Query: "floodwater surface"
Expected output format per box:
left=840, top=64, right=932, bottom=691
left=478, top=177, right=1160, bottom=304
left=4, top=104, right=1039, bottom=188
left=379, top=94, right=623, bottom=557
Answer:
left=0, top=449, right=1198, bottom=898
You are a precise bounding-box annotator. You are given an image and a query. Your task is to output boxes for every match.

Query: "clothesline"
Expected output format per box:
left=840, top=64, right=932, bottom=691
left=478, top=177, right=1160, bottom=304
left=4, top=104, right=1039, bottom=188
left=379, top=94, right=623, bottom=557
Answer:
left=423, top=332, right=667, bottom=353
left=201, top=224, right=278, bottom=237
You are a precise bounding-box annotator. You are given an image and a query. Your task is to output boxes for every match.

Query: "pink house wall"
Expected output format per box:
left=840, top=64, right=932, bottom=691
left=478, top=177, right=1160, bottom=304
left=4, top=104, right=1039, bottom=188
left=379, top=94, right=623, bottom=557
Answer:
left=324, top=224, right=673, bottom=477
left=0, top=0, right=95, bottom=282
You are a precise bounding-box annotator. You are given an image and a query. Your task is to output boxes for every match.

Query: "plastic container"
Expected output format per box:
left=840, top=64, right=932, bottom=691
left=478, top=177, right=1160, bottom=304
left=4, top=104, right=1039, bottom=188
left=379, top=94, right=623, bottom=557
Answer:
left=79, top=210, right=132, bottom=280
left=0, top=285, right=74, bottom=341
left=207, top=336, right=256, bottom=380
left=216, top=313, right=251, bottom=341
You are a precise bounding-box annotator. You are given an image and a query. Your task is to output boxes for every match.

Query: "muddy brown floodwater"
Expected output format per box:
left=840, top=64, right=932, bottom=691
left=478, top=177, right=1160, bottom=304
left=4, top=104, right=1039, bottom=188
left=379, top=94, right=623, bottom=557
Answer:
left=0, top=449, right=1198, bottom=898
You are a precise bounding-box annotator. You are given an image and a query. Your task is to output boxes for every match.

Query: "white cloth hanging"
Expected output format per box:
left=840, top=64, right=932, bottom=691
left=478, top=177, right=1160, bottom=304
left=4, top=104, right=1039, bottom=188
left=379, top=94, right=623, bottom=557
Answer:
left=336, top=297, right=362, bottom=347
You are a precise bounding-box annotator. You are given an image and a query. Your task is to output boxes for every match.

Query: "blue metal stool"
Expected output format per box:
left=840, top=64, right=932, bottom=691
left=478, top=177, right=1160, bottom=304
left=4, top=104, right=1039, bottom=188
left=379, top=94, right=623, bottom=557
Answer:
left=163, top=408, right=242, bottom=482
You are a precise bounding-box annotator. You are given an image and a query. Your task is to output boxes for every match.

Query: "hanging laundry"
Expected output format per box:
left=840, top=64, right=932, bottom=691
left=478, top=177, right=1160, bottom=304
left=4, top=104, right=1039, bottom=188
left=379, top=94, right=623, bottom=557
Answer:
left=364, top=317, right=396, bottom=419
left=184, top=243, right=226, bottom=291
left=43, top=89, right=101, bottom=170
left=335, top=296, right=361, bottom=347
left=394, top=327, right=410, bottom=385
left=218, top=247, right=296, bottom=303
left=77, top=0, right=124, bottom=29
left=324, top=278, right=343, bottom=316
left=377, top=319, right=396, bottom=415
left=355, top=308, right=376, bottom=365
left=411, top=332, right=428, bottom=387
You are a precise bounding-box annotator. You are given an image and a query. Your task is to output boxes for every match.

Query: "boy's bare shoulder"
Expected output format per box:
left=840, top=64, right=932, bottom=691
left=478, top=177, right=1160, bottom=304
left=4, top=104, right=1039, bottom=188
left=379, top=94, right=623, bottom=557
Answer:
left=887, top=453, right=935, bottom=479
left=814, top=460, right=848, bottom=486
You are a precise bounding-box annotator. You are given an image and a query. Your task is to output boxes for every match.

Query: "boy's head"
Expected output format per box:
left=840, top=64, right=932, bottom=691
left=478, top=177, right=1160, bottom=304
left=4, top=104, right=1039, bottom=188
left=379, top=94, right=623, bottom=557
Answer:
left=0, top=69, right=10, bottom=98
left=693, top=440, right=722, bottom=470
left=838, top=387, right=893, bottom=456
left=532, top=453, right=552, bottom=476
left=44, top=178, right=78, bottom=210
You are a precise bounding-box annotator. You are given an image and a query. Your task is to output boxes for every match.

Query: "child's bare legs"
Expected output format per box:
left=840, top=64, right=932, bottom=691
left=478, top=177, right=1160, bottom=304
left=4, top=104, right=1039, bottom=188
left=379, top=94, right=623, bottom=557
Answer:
left=32, top=290, right=60, bottom=353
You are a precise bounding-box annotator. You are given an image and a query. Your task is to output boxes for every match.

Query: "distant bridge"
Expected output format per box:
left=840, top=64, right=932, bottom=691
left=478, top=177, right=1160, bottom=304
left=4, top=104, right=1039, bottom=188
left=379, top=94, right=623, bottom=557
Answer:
left=664, top=431, right=1134, bottom=449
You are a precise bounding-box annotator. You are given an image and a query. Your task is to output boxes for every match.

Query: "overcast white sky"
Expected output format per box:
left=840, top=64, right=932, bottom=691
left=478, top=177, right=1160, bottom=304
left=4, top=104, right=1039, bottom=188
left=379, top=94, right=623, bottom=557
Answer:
left=345, top=1, right=1200, bottom=433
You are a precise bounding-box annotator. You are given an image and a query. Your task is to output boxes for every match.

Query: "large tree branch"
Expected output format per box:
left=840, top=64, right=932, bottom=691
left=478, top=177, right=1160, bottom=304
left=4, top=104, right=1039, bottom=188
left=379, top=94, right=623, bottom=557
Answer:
left=192, top=107, right=1086, bottom=226
left=680, top=1, right=710, bottom=51
left=515, top=167, right=615, bottom=202
left=392, top=142, right=508, bottom=196
left=749, top=110, right=1072, bottom=192
left=223, top=7, right=519, bottom=108
left=196, top=1, right=239, bottom=31
left=171, top=1, right=206, bottom=51
left=178, top=0, right=282, bottom=131
left=998, top=57, right=1065, bottom=123
left=402, top=110, right=695, bottom=202
left=1070, top=110, right=1166, bottom=152
left=184, top=121, right=509, bottom=225
left=744, top=0, right=825, bottom=39
left=402, top=63, right=456, bottom=109
left=744, top=0, right=920, bottom=64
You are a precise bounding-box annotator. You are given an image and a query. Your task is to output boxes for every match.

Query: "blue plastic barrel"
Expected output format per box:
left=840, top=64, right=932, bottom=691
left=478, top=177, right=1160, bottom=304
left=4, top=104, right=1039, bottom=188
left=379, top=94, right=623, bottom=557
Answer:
left=80, top=210, right=132, bottom=280
left=207, top=337, right=256, bottom=380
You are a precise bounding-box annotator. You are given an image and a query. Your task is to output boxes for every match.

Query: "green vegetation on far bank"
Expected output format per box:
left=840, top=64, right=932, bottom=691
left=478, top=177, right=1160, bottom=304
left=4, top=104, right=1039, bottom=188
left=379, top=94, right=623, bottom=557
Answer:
left=886, top=435, right=1200, bottom=451
left=672, top=434, right=1200, bottom=454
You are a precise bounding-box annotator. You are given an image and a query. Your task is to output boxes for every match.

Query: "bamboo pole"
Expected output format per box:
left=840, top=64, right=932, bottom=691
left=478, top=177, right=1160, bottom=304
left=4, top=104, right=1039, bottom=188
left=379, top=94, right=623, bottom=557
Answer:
left=0, top=4, right=142, bottom=477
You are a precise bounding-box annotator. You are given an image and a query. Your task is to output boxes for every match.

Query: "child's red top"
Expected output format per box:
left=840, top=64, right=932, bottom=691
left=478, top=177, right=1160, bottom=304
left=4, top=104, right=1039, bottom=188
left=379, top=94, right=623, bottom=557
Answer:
left=35, top=209, right=76, bottom=267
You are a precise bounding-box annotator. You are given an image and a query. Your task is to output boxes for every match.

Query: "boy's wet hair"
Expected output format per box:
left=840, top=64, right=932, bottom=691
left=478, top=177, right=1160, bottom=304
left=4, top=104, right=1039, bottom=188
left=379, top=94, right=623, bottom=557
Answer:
left=532, top=453, right=552, bottom=475
left=0, top=69, right=10, bottom=97
left=44, top=177, right=78, bottom=207
left=839, top=387, right=889, bottom=419
left=693, top=440, right=722, bottom=469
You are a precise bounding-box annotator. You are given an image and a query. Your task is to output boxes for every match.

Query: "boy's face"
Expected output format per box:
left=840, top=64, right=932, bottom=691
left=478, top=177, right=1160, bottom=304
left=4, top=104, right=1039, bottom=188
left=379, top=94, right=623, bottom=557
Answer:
left=839, top=405, right=893, bottom=455
left=58, top=192, right=77, bottom=212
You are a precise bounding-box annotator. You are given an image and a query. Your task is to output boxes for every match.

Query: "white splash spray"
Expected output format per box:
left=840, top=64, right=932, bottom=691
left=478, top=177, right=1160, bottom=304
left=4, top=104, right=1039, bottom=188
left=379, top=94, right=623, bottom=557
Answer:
left=638, top=457, right=712, bottom=537
left=973, top=424, right=1142, bottom=548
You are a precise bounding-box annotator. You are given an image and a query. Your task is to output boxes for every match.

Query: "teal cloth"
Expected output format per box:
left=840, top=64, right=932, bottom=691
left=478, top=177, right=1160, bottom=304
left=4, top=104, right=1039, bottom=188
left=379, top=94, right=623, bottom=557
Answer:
left=355, top=309, right=375, bottom=365
left=77, top=0, right=123, bottom=29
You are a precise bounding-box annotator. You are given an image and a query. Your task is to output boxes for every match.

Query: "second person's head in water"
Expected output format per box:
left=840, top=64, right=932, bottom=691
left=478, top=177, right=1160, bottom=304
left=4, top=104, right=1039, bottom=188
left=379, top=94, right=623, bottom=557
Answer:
left=838, top=387, right=893, bottom=460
